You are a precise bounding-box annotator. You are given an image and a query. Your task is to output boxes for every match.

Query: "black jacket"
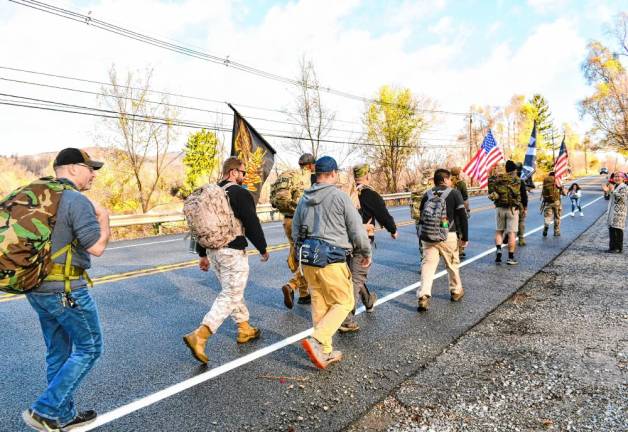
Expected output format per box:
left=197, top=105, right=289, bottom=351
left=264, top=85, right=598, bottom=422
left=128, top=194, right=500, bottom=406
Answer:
left=357, top=185, right=397, bottom=235
left=197, top=180, right=267, bottom=257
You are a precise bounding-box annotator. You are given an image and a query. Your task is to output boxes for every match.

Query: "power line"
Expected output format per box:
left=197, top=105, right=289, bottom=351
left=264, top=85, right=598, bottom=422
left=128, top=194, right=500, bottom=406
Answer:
left=9, top=0, right=470, bottom=116
left=2, top=93, right=465, bottom=149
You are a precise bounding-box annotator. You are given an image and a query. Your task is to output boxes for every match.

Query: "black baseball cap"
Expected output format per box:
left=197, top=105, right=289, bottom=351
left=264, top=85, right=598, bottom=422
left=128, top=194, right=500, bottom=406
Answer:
left=53, top=148, right=104, bottom=170
left=298, top=153, right=315, bottom=165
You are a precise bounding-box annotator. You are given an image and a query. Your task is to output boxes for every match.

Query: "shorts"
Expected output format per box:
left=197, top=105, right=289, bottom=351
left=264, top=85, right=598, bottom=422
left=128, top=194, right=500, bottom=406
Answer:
left=495, top=207, right=519, bottom=233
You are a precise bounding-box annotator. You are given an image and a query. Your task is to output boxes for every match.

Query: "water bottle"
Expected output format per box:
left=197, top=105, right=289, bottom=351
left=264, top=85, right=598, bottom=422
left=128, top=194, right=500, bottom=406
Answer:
left=441, top=217, right=449, bottom=229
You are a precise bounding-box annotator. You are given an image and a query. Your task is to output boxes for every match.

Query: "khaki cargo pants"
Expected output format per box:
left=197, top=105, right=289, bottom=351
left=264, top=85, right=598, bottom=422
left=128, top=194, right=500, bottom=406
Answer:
left=418, top=232, right=463, bottom=299
left=303, top=263, right=353, bottom=354
left=202, top=248, right=250, bottom=333
left=543, top=201, right=562, bottom=233
left=283, top=217, right=308, bottom=296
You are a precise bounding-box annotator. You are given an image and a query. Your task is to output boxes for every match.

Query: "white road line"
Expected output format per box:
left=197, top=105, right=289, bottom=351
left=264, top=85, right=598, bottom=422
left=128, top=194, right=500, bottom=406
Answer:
left=76, top=194, right=605, bottom=431
left=106, top=238, right=183, bottom=250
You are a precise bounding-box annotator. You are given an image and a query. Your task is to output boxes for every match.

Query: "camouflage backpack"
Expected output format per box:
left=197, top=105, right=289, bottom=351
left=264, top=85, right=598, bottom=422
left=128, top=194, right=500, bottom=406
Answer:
left=542, top=176, right=560, bottom=203
left=410, top=185, right=428, bottom=220
left=183, top=182, right=243, bottom=250
left=0, top=177, right=76, bottom=294
left=270, top=169, right=310, bottom=217
left=488, top=173, right=521, bottom=208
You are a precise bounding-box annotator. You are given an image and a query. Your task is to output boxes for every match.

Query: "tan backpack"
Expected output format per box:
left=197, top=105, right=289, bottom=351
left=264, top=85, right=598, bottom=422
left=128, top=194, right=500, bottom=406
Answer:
left=183, top=182, right=243, bottom=250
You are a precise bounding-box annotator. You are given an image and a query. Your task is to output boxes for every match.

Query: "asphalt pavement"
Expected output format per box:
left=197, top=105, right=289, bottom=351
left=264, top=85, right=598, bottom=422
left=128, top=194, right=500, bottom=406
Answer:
left=0, top=176, right=609, bottom=431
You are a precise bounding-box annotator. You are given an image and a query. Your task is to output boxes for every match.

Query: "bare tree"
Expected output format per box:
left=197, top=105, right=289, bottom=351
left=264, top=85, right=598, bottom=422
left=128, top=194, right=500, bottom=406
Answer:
left=99, top=66, right=180, bottom=213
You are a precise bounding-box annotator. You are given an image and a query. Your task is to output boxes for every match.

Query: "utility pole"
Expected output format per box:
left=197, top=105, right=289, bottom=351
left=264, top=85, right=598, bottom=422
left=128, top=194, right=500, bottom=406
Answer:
left=468, top=113, right=473, bottom=161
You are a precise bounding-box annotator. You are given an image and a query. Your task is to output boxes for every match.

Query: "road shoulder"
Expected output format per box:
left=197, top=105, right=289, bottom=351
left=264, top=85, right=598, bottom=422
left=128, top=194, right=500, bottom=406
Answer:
left=348, top=215, right=627, bottom=431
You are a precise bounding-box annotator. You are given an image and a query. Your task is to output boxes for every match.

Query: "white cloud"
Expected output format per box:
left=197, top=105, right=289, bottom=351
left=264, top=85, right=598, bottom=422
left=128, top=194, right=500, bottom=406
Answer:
left=428, top=16, right=453, bottom=35
left=527, top=0, right=570, bottom=13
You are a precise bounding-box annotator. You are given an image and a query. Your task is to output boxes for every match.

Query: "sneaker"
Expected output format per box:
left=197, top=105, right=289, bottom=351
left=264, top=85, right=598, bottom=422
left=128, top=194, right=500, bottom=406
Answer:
left=339, top=317, right=360, bottom=333
left=495, top=252, right=502, bottom=264
left=506, top=257, right=518, bottom=265
left=542, top=227, right=548, bottom=237
left=63, top=410, right=98, bottom=430
left=364, top=292, right=377, bottom=312
left=417, top=295, right=430, bottom=312
left=297, top=294, right=311, bottom=305
left=579, top=211, right=584, bottom=217
left=570, top=212, right=575, bottom=217
left=22, top=409, right=61, bottom=431
left=450, top=289, right=464, bottom=302
left=301, top=337, right=343, bottom=369
left=281, top=284, right=294, bottom=309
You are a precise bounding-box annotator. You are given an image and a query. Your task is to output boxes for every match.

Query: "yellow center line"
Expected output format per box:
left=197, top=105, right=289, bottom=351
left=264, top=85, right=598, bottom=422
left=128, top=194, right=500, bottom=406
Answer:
left=0, top=200, right=513, bottom=304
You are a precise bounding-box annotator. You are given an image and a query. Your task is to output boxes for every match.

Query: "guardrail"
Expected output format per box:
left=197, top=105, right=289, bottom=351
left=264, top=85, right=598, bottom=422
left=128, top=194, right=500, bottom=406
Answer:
left=110, top=186, right=485, bottom=229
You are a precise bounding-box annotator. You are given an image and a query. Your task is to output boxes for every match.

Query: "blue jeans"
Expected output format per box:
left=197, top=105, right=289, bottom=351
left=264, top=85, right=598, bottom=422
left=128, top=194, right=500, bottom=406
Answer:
left=570, top=197, right=582, bottom=213
left=26, top=288, right=103, bottom=424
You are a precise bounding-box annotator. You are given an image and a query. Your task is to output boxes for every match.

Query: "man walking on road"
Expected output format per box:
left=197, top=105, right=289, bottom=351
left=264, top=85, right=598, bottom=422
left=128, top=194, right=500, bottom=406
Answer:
left=22, top=148, right=110, bottom=431
left=488, top=161, right=521, bottom=265
left=417, top=169, right=468, bottom=312
left=270, top=153, right=315, bottom=309
left=292, top=156, right=371, bottom=369
left=542, top=171, right=566, bottom=237
left=339, top=163, right=397, bottom=333
left=450, top=167, right=470, bottom=258
left=183, top=157, right=269, bottom=365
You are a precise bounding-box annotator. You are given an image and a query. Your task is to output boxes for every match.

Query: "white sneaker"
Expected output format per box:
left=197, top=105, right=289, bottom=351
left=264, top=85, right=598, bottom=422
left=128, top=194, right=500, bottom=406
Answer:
left=579, top=211, right=584, bottom=217
left=570, top=212, right=575, bottom=217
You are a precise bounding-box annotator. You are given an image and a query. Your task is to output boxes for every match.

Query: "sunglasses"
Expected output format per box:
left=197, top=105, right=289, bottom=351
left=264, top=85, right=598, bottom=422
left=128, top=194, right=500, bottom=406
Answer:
left=76, top=163, right=95, bottom=172
left=233, top=168, right=246, bottom=177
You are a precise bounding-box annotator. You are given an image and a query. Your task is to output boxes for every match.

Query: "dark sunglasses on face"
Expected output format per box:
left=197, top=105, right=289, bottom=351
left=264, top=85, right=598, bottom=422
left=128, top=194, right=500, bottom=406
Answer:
left=76, top=163, right=95, bottom=172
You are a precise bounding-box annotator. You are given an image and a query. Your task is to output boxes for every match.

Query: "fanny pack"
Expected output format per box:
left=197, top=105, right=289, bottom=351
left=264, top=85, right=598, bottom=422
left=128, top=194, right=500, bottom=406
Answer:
left=298, top=238, right=347, bottom=268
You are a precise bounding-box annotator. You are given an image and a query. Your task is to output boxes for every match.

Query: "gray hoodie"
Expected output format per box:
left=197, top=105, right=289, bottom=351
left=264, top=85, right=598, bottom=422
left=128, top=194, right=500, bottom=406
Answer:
left=292, top=183, right=371, bottom=257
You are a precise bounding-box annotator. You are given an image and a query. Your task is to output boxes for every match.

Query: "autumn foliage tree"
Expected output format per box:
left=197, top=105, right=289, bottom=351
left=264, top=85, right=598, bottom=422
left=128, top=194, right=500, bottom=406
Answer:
left=364, top=86, right=433, bottom=192
left=181, top=129, right=220, bottom=196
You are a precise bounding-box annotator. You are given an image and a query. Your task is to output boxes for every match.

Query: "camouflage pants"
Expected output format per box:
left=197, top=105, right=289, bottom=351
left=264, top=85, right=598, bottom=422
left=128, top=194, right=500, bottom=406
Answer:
left=283, top=217, right=308, bottom=296
left=202, top=248, right=250, bottom=333
left=543, top=201, right=562, bottom=233
left=348, top=240, right=374, bottom=312
left=518, top=208, right=526, bottom=238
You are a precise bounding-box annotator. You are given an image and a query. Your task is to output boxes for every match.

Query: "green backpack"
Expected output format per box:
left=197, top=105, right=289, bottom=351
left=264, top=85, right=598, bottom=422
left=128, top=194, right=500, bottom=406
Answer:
left=542, top=176, right=560, bottom=203
left=269, top=169, right=310, bottom=216
left=410, top=185, right=428, bottom=220
left=0, top=177, right=75, bottom=294
left=489, top=173, right=521, bottom=207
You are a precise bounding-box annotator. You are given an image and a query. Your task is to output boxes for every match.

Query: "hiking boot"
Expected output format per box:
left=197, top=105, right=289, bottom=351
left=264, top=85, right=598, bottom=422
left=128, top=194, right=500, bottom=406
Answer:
left=553, top=231, right=561, bottom=237
left=236, top=321, right=261, bottom=344
left=281, top=284, right=294, bottom=309
left=63, top=410, right=98, bottom=430
left=450, top=289, right=464, bottom=302
left=542, top=227, right=548, bottom=237
left=339, top=317, right=360, bottom=333
left=364, top=292, right=377, bottom=312
left=495, top=252, right=502, bottom=264
left=518, top=237, right=526, bottom=246
left=22, top=409, right=61, bottom=431
left=297, top=294, right=311, bottom=305
left=183, top=325, right=211, bottom=364
left=417, top=295, right=430, bottom=312
left=301, top=337, right=343, bottom=369
left=506, top=257, right=519, bottom=265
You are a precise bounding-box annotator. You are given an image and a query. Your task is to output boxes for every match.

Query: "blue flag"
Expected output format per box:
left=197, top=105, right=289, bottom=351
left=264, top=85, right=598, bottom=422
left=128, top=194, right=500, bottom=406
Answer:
left=521, top=122, right=537, bottom=181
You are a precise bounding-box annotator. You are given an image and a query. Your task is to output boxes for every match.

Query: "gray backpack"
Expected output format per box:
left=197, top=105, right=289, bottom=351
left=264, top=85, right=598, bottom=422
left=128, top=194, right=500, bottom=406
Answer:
left=420, top=188, right=452, bottom=242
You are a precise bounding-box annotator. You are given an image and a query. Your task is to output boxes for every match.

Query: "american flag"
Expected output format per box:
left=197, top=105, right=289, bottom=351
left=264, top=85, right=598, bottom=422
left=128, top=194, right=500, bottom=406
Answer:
left=554, top=136, right=569, bottom=182
left=463, top=129, right=504, bottom=188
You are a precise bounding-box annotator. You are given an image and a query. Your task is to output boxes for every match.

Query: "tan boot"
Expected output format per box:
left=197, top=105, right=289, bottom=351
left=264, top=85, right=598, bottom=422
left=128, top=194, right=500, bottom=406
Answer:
left=183, top=325, right=211, bottom=364
left=237, top=321, right=261, bottom=344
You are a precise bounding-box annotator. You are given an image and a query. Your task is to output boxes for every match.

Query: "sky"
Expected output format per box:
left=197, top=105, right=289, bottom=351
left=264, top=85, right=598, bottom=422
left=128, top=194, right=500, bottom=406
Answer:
left=0, top=0, right=625, bottom=162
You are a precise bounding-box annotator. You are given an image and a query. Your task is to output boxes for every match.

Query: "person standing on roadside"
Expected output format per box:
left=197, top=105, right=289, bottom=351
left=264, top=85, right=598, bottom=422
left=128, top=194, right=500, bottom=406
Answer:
left=22, top=148, right=110, bottom=432
left=269, top=153, right=316, bottom=309
left=339, top=163, right=397, bottom=333
left=183, top=157, right=269, bottom=365
left=567, top=183, right=584, bottom=217
left=541, top=171, right=567, bottom=237
left=292, top=156, right=371, bottom=369
left=516, top=163, right=529, bottom=246
left=603, top=172, right=628, bottom=253
left=488, top=161, right=521, bottom=265
left=416, top=168, right=468, bottom=312
left=450, top=167, right=470, bottom=258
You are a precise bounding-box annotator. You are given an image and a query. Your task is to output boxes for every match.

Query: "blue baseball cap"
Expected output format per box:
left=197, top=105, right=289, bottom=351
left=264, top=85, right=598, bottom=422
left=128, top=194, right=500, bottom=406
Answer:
left=315, top=156, right=338, bottom=173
